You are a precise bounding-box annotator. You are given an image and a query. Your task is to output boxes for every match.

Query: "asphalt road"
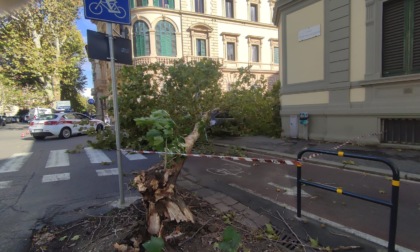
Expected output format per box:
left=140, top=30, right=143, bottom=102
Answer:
left=0, top=123, right=160, bottom=251
left=183, top=148, right=420, bottom=251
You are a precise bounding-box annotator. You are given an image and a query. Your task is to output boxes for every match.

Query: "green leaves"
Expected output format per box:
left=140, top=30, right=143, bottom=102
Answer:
left=135, top=110, right=185, bottom=154
left=142, top=236, right=164, bottom=252
left=214, top=226, right=242, bottom=252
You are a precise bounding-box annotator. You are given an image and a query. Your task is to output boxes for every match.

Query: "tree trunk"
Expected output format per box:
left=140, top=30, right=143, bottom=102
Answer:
left=133, top=120, right=202, bottom=236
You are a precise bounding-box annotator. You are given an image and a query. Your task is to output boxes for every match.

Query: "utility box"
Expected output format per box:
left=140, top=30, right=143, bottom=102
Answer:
left=289, top=115, right=298, bottom=138
left=299, top=112, right=309, bottom=125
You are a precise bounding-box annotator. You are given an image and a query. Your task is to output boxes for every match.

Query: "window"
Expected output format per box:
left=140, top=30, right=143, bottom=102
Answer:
left=382, top=0, right=420, bottom=76
left=136, top=0, right=148, bottom=7
left=196, top=39, right=206, bottom=56
left=133, top=21, right=150, bottom=56
left=226, top=0, right=233, bottom=18
left=251, top=45, right=259, bottom=62
left=195, top=0, right=204, bottom=13
left=273, top=47, right=279, bottom=64
left=250, top=4, right=258, bottom=22
left=153, top=0, right=174, bottom=8
left=156, top=20, right=176, bottom=57
left=221, top=32, right=239, bottom=61
left=227, top=43, right=235, bottom=61
left=247, top=35, right=263, bottom=62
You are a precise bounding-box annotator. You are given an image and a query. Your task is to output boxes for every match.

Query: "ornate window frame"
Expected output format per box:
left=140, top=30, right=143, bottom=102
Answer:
left=246, top=35, right=263, bottom=63
left=221, top=32, right=240, bottom=61
left=189, top=24, right=213, bottom=56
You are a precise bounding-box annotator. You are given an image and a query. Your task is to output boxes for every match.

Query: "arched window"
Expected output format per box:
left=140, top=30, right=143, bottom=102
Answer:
left=155, top=21, right=176, bottom=57
left=133, top=21, right=150, bottom=56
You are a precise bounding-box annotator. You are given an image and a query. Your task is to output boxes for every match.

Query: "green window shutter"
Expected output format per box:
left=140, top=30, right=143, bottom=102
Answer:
left=130, top=0, right=135, bottom=8
left=153, top=0, right=159, bottom=7
left=382, top=0, right=405, bottom=76
left=142, top=0, right=148, bottom=6
left=274, top=47, right=279, bottom=64
left=136, top=35, right=145, bottom=56
left=412, top=0, right=420, bottom=72
left=169, top=0, right=174, bottom=9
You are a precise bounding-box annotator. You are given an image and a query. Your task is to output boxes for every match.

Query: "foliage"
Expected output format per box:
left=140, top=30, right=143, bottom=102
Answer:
left=214, top=226, right=242, bottom=252
left=87, top=126, right=116, bottom=150
left=0, top=0, right=86, bottom=106
left=134, top=110, right=185, bottom=154
left=142, top=236, right=164, bottom=252
left=220, top=67, right=281, bottom=137
left=92, top=59, right=223, bottom=149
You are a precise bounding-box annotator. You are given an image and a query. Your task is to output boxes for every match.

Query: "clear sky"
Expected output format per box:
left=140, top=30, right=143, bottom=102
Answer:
left=75, top=7, right=96, bottom=98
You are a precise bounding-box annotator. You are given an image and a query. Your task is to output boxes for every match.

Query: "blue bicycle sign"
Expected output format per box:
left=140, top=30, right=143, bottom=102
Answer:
left=84, top=0, right=130, bottom=25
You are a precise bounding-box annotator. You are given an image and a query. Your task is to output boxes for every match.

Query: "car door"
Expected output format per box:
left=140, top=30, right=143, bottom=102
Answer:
left=73, top=113, right=91, bottom=133
left=62, top=113, right=79, bottom=134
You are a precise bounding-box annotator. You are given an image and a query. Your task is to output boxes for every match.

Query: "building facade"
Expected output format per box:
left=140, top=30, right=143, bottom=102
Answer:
left=273, top=0, right=420, bottom=145
left=91, top=0, right=279, bottom=119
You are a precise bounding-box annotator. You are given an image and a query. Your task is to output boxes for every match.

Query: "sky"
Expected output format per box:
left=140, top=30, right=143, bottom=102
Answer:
left=75, top=7, right=97, bottom=98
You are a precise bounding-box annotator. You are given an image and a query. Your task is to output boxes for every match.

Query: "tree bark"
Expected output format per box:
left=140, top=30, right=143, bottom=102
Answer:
left=133, top=120, right=202, bottom=236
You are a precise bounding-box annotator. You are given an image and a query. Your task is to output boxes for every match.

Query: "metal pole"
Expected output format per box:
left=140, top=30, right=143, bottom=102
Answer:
left=107, top=22, right=125, bottom=206
left=296, top=161, right=302, bottom=217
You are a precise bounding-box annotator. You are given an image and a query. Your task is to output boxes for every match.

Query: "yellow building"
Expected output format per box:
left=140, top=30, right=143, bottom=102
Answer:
left=91, top=0, right=279, bottom=119
left=273, top=0, right=420, bottom=145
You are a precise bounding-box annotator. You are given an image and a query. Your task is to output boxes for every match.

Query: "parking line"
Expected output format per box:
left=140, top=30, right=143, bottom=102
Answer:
left=0, top=181, right=12, bottom=189
left=42, top=173, right=70, bottom=183
left=96, top=168, right=118, bottom=176
left=0, top=153, right=32, bottom=173
left=85, top=147, right=111, bottom=164
left=45, top=150, right=69, bottom=168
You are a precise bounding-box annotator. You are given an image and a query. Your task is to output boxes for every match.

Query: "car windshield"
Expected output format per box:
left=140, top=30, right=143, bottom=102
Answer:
left=36, top=114, right=58, bottom=120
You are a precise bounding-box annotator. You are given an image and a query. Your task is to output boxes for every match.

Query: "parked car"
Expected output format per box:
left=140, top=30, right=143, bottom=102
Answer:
left=207, top=110, right=241, bottom=136
left=0, top=116, right=5, bottom=126
left=28, top=107, right=53, bottom=122
left=28, top=112, right=104, bottom=140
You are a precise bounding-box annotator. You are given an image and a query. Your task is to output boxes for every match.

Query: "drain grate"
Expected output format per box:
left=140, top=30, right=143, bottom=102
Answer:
left=261, top=225, right=302, bottom=251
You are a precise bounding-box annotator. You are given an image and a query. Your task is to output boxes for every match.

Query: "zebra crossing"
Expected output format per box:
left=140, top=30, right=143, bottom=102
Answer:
left=0, top=148, right=149, bottom=189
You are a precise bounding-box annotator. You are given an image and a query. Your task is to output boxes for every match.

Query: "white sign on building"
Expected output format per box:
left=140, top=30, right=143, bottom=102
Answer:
left=298, top=24, right=321, bottom=42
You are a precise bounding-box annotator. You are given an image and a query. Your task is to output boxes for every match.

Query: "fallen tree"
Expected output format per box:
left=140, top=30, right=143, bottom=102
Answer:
left=132, top=110, right=205, bottom=236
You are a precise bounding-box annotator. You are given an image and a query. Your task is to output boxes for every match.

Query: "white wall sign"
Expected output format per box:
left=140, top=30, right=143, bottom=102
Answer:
left=298, top=24, right=321, bottom=42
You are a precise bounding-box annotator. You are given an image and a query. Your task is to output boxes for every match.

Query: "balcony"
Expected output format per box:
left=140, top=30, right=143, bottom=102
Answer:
left=133, top=56, right=224, bottom=66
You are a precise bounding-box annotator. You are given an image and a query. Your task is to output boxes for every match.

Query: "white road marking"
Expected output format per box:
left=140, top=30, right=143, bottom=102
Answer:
left=0, top=181, right=12, bottom=189
left=85, top=147, right=111, bottom=163
left=45, top=149, right=69, bottom=168
left=42, top=173, right=70, bottom=183
left=285, top=160, right=295, bottom=165
left=285, top=174, right=297, bottom=180
left=267, top=182, right=312, bottom=197
left=222, top=159, right=251, bottom=168
left=122, top=150, right=147, bottom=160
left=96, top=168, right=119, bottom=176
left=0, top=153, right=32, bottom=173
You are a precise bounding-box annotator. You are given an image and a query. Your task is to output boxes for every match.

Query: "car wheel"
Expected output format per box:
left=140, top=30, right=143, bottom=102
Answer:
left=59, top=127, right=72, bottom=139
left=96, top=124, right=104, bottom=132
left=33, top=136, right=45, bottom=140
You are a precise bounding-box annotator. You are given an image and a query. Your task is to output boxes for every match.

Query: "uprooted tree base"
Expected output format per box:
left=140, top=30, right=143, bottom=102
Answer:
left=29, top=189, right=292, bottom=252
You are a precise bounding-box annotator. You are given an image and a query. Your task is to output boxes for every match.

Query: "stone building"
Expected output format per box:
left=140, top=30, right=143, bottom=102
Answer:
left=273, top=0, right=420, bottom=145
left=90, top=0, right=279, bottom=119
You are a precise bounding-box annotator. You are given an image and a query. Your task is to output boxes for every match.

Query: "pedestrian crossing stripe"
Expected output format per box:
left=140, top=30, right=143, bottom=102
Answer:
left=45, top=149, right=69, bottom=168
left=42, top=173, right=70, bottom=183
left=0, top=181, right=12, bottom=189
left=96, top=168, right=119, bottom=176
left=85, top=147, right=112, bottom=164
left=122, top=150, right=147, bottom=160
left=0, top=153, right=32, bottom=173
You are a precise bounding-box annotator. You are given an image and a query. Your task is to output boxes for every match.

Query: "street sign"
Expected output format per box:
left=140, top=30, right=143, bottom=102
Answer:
left=86, top=30, right=132, bottom=65
left=84, top=0, right=131, bottom=25
left=88, top=98, right=95, bottom=105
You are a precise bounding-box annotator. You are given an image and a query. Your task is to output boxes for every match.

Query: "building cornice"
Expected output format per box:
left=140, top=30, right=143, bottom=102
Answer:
left=272, top=0, right=306, bottom=25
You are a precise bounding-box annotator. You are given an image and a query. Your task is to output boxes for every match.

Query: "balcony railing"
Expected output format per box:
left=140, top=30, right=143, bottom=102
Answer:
left=133, top=56, right=224, bottom=66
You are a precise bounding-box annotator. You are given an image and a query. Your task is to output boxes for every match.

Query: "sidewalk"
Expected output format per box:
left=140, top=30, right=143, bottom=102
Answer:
left=211, top=136, right=420, bottom=181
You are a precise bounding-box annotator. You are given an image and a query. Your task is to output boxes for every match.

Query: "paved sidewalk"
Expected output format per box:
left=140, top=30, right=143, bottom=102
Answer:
left=177, top=170, right=270, bottom=231
left=211, top=136, right=420, bottom=181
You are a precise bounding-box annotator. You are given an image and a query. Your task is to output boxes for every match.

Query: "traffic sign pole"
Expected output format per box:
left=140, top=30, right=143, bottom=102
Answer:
left=107, top=23, right=125, bottom=206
